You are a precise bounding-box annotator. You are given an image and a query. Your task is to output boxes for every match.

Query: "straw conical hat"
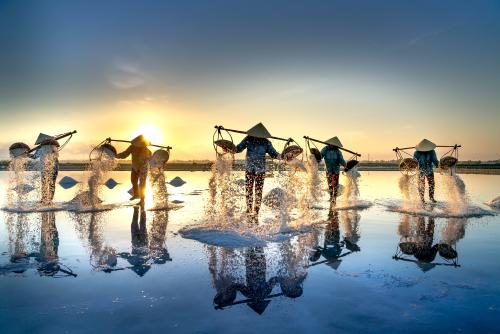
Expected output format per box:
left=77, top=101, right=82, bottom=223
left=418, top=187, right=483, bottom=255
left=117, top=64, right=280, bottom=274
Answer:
left=325, top=136, right=343, bottom=148
left=247, top=123, right=271, bottom=139
left=35, top=133, right=54, bottom=145
left=415, top=139, right=436, bottom=152
left=131, top=134, right=150, bottom=147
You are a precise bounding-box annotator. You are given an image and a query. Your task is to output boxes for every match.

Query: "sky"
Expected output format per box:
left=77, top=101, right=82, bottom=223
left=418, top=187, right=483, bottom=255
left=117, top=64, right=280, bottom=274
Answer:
left=0, top=0, right=499, bottom=161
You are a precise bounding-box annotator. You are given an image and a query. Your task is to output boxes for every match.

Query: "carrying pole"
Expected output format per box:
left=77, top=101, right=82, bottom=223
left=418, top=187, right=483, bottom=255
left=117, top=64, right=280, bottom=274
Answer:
left=394, top=144, right=461, bottom=152
left=303, top=136, right=361, bottom=157
left=214, top=125, right=291, bottom=143
left=27, top=130, right=77, bottom=154
left=106, top=138, right=172, bottom=150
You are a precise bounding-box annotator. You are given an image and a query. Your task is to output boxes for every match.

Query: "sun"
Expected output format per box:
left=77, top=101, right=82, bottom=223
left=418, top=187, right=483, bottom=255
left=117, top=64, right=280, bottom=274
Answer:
left=132, top=124, right=163, bottom=144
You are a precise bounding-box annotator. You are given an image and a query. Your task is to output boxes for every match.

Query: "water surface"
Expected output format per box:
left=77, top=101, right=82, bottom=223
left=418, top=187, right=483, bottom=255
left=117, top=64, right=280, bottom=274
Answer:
left=1, top=171, right=499, bottom=333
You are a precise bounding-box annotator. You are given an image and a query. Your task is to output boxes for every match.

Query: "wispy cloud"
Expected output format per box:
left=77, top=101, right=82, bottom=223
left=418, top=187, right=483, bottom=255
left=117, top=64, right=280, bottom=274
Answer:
left=108, top=59, right=147, bottom=89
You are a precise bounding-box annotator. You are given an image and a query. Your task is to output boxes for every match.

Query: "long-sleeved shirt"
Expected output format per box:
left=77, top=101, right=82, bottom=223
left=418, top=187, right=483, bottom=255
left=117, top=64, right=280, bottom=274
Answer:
left=116, top=145, right=152, bottom=172
left=320, top=146, right=346, bottom=175
left=413, top=150, right=439, bottom=176
left=235, top=136, right=279, bottom=174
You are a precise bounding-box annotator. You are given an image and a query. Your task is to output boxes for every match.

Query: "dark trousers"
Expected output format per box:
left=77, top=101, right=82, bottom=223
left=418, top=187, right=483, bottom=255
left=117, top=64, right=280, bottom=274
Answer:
left=131, top=169, right=147, bottom=201
left=41, top=170, right=58, bottom=204
left=326, top=172, right=340, bottom=203
left=245, top=172, right=265, bottom=214
left=418, top=172, right=435, bottom=202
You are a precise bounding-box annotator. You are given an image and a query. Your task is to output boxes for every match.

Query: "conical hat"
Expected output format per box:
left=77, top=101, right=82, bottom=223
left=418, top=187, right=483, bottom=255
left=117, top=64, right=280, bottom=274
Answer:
left=325, top=136, right=343, bottom=148
left=131, top=134, right=150, bottom=147
left=415, top=139, right=436, bottom=152
left=247, top=123, right=271, bottom=139
left=35, top=133, right=54, bottom=145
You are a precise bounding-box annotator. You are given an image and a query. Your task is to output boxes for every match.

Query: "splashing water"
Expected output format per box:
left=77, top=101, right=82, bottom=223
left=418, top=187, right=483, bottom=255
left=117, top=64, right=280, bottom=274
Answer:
left=206, top=155, right=240, bottom=224
left=6, top=157, right=38, bottom=208
left=303, top=156, right=322, bottom=210
left=72, top=151, right=117, bottom=210
left=440, top=174, right=469, bottom=214
left=342, top=167, right=361, bottom=206
left=149, top=167, right=169, bottom=209
left=398, top=174, right=420, bottom=210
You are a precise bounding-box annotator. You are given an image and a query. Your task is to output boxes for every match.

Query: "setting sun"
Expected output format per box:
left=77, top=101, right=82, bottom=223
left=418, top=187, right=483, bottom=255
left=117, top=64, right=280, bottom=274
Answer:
left=132, top=124, right=164, bottom=145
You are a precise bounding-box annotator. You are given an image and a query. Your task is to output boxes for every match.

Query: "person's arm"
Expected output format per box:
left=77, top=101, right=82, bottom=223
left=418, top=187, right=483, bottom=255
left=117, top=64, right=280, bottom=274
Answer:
left=338, top=151, right=346, bottom=167
left=431, top=150, right=439, bottom=168
left=116, top=145, right=132, bottom=159
left=266, top=141, right=280, bottom=159
left=234, top=136, right=248, bottom=153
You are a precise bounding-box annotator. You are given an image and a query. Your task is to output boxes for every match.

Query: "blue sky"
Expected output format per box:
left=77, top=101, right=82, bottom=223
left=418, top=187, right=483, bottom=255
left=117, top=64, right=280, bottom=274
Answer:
left=0, top=0, right=499, bottom=160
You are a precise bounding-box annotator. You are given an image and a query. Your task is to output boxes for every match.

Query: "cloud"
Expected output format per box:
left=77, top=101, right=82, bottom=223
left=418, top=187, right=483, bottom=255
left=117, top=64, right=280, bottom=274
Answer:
left=108, top=59, right=147, bottom=89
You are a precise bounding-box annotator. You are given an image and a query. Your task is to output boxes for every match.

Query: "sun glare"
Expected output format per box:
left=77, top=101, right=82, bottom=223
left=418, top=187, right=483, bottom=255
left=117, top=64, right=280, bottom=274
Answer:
left=132, top=124, right=164, bottom=145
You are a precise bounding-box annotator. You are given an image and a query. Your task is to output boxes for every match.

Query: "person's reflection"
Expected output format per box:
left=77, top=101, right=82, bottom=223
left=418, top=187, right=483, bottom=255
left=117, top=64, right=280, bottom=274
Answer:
left=210, top=246, right=280, bottom=314
left=310, top=211, right=343, bottom=269
left=239, top=247, right=279, bottom=314
left=395, top=214, right=460, bottom=270
left=119, top=206, right=150, bottom=276
left=2, top=212, right=75, bottom=277
left=413, top=216, right=438, bottom=266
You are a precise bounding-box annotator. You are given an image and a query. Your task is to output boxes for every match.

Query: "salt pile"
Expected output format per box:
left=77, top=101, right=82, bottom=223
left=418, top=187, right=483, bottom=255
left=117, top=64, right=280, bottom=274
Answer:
left=169, top=176, right=186, bottom=187
left=59, top=176, right=79, bottom=189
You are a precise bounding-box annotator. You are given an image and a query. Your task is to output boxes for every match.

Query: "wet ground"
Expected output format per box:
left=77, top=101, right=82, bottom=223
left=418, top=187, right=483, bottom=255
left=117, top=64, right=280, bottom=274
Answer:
left=1, top=171, right=499, bottom=333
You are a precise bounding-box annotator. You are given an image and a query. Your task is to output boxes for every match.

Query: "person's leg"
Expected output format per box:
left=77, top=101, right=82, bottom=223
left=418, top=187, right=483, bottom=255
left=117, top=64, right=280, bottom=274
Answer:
left=253, top=173, right=265, bottom=214
left=131, top=169, right=139, bottom=199
left=139, top=169, right=147, bottom=205
left=245, top=172, right=255, bottom=214
left=428, top=173, right=436, bottom=202
left=418, top=173, right=426, bottom=203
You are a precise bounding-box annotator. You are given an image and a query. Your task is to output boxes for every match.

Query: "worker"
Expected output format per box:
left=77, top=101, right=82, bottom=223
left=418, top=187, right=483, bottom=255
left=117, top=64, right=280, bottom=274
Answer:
left=413, top=139, right=439, bottom=204
left=116, top=135, right=152, bottom=205
left=320, top=137, right=346, bottom=205
left=234, top=123, right=280, bottom=216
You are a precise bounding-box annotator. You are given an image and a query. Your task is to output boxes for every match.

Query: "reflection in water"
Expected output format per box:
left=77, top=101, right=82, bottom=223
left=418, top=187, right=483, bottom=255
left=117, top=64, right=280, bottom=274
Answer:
left=73, top=211, right=118, bottom=272
left=72, top=207, right=171, bottom=275
left=118, top=207, right=171, bottom=276
left=208, top=233, right=316, bottom=314
left=394, top=214, right=463, bottom=270
left=1, top=212, right=76, bottom=277
left=309, top=209, right=361, bottom=269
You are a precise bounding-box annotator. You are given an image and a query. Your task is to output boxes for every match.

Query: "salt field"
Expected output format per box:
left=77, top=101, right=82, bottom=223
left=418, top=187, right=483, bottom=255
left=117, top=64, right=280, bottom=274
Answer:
left=1, top=170, right=499, bottom=333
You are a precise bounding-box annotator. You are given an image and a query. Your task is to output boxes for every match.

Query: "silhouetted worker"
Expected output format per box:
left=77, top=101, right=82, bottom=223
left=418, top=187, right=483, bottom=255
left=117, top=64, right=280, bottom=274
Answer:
left=320, top=137, right=346, bottom=205
left=116, top=135, right=152, bottom=205
left=413, top=139, right=439, bottom=204
left=234, top=123, right=280, bottom=216
left=119, top=206, right=150, bottom=276
left=34, top=135, right=60, bottom=205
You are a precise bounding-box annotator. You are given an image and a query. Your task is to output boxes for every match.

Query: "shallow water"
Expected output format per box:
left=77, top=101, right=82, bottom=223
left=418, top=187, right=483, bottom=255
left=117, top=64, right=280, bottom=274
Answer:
left=1, top=170, right=500, bottom=333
